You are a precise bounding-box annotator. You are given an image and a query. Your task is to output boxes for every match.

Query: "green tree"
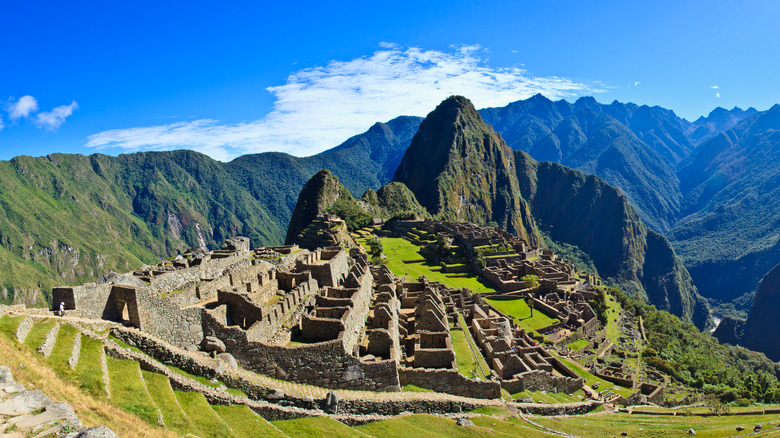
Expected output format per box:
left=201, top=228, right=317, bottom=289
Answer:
left=368, top=238, right=383, bottom=265
left=521, top=274, right=540, bottom=288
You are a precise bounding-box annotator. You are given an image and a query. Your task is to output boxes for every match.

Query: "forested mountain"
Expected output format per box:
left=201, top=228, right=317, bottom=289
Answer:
left=479, top=94, right=692, bottom=232
left=0, top=116, right=421, bottom=306
left=514, top=151, right=709, bottom=327
left=672, top=106, right=780, bottom=303
left=687, top=106, right=758, bottom=146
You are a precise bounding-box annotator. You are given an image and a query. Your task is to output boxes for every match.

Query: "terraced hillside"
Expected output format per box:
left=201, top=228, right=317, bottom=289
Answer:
left=4, top=303, right=780, bottom=436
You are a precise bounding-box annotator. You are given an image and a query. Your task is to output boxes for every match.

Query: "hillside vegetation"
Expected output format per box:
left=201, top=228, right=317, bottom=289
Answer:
left=0, top=116, right=421, bottom=306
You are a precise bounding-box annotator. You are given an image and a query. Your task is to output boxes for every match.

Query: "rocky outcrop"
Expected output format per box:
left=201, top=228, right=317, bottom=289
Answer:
left=0, top=365, right=117, bottom=437
left=285, top=169, right=355, bottom=245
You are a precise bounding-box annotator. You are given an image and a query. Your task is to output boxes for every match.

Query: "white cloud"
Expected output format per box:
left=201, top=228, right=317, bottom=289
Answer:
left=86, top=45, right=604, bottom=161
left=8, top=95, right=39, bottom=120
left=0, top=116, right=4, bottom=131
left=710, top=85, right=719, bottom=89
left=716, top=93, right=721, bottom=98
left=35, top=101, right=79, bottom=131
left=634, top=81, right=640, bottom=86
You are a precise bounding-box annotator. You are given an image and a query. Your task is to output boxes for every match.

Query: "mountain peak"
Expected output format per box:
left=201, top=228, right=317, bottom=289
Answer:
left=574, top=96, right=599, bottom=108
left=393, top=96, right=541, bottom=244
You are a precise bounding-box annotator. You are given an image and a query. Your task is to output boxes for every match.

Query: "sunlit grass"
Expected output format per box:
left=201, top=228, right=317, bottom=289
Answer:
left=378, top=237, right=497, bottom=293
left=483, top=297, right=558, bottom=332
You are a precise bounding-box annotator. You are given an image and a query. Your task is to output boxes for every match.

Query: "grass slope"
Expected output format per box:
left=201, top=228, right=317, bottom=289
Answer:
left=0, top=317, right=175, bottom=437
left=74, top=335, right=106, bottom=397
left=535, top=412, right=780, bottom=437
left=272, top=416, right=363, bottom=438
left=212, top=404, right=288, bottom=438
left=141, top=370, right=197, bottom=435
left=174, top=390, right=238, bottom=438
left=106, top=357, right=160, bottom=424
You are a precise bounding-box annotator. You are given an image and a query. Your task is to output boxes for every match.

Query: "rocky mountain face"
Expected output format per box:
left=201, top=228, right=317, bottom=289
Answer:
left=479, top=94, right=695, bottom=233
left=741, top=263, right=780, bottom=361
left=284, top=169, right=352, bottom=245
left=714, top=263, right=780, bottom=361
left=393, top=96, right=541, bottom=246
left=514, top=151, right=710, bottom=327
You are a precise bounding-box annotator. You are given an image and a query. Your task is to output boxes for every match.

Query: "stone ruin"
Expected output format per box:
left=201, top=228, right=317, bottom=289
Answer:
left=48, top=221, right=662, bottom=405
left=387, top=220, right=602, bottom=346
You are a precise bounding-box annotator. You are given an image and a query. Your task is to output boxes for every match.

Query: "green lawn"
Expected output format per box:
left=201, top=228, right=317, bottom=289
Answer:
left=483, top=297, right=558, bottom=332
left=377, top=237, right=497, bottom=293
left=452, top=313, right=491, bottom=380
left=74, top=335, right=106, bottom=397
left=0, top=315, right=23, bottom=336
left=355, top=413, right=553, bottom=438
left=604, top=295, right=621, bottom=343
left=512, top=389, right=587, bottom=403
left=23, top=318, right=57, bottom=348
left=451, top=329, right=487, bottom=380
left=567, top=338, right=589, bottom=352
left=553, top=353, right=634, bottom=397
left=47, top=323, right=78, bottom=371
left=142, top=370, right=197, bottom=435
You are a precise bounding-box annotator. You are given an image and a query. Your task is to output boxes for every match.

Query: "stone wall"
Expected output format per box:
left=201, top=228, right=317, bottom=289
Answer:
left=297, top=249, right=350, bottom=288
left=109, top=326, right=500, bottom=417
left=217, top=290, right=266, bottom=329
left=339, top=268, right=373, bottom=353
left=52, top=283, right=117, bottom=320
left=202, top=308, right=400, bottom=391
left=196, top=275, right=233, bottom=302
left=134, top=288, right=204, bottom=350
left=147, top=251, right=252, bottom=293
left=502, top=370, right=583, bottom=394
left=398, top=367, right=501, bottom=399
left=516, top=401, right=601, bottom=416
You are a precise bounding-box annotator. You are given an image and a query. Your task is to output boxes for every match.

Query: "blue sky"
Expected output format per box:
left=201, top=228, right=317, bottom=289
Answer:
left=2, top=0, right=780, bottom=161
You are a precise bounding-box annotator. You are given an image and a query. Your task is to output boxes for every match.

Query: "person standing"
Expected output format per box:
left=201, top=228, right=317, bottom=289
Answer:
left=59, top=301, right=65, bottom=317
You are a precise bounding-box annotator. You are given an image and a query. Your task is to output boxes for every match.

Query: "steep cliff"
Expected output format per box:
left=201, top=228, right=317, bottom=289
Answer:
left=741, top=263, right=780, bottom=361
left=514, top=151, right=710, bottom=327
left=393, top=96, right=541, bottom=246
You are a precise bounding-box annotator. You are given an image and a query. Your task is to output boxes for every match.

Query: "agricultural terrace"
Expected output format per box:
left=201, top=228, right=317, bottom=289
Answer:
left=483, top=297, right=558, bottom=334
left=363, top=235, right=497, bottom=293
